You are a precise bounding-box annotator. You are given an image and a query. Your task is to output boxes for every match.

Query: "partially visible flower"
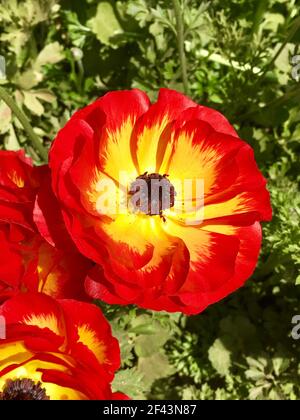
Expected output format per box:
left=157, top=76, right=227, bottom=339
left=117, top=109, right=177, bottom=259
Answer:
left=50, top=89, right=272, bottom=314
left=0, top=150, right=92, bottom=303
left=0, top=293, right=127, bottom=400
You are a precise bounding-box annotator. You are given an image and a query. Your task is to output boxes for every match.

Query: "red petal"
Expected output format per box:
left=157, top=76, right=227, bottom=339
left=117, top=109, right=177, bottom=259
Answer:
left=59, top=299, right=121, bottom=377
left=131, top=88, right=197, bottom=174
left=177, top=222, right=262, bottom=314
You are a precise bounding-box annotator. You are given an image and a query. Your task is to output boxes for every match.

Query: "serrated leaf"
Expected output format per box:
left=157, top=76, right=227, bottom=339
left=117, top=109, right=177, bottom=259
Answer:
left=1, top=30, right=29, bottom=58
left=112, top=368, right=145, bottom=399
left=0, top=55, right=6, bottom=80
left=208, top=338, right=231, bottom=376
left=87, top=2, right=123, bottom=46
left=110, top=322, right=134, bottom=367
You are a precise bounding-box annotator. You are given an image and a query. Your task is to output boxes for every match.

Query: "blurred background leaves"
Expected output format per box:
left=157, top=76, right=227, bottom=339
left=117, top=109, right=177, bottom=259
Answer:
left=0, top=0, right=300, bottom=400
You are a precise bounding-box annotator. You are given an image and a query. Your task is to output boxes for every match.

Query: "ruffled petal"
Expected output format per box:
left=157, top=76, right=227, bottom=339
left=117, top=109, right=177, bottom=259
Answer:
left=131, top=88, right=197, bottom=174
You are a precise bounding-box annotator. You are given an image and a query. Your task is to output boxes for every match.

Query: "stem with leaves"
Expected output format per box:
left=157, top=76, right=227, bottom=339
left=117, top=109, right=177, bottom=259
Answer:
left=0, top=86, right=48, bottom=162
left=172, top=0, right=189, bottom=95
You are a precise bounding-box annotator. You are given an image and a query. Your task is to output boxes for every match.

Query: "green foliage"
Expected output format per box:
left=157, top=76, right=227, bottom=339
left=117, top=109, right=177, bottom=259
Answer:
left=88, top=2, right=124, bottom=46
left=112, top=368, right=145, bottom=399
left=1, top=0, right=300, bottom=400
left=208, top=338, right=231, bottom=377
left=262, top=177, right=300, bottom=285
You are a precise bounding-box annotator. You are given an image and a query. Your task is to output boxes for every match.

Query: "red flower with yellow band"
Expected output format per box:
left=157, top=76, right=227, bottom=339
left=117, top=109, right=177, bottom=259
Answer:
left=0, top=293, right=126, bottom=400
left=0, top=150, right=92, bottom=303
left=49, top=88, right=272, bottom=314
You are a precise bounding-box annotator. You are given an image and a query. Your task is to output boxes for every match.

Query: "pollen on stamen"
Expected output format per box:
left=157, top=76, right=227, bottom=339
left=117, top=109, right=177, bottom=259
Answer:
left=128, top=172, right=176, bottom=219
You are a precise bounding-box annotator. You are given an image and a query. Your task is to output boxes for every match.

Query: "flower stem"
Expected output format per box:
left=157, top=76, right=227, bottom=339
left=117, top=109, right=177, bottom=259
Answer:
left=0, top=86, right=48, bottom=162
left=172, top=0, right=189, bottom=95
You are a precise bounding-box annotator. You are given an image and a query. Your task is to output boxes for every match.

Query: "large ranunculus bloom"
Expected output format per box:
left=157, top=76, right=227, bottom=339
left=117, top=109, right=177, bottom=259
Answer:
left=50, top=88, right=272, bottom=315
left=0, top=150, right=92, bottom=302
left=0, top=293, right=126, bottom=400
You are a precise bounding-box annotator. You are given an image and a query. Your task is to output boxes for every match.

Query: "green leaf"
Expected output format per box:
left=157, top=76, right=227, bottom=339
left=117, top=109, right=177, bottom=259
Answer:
left=35, top=42, right=65, bottom=68
left=272, top=356, right=290, bottom=376
left=17, top=70, right=43, bottom=90
left=0, top=101, right=12, bottom=134
left=253, top=106, right=289, bottom=127
left=246, top=356, right=268, bottom=371
left=138, top=352, right=174, bottom=387
left=208, top=338, right=231, bottom=376
left=23, top=91, right=44, bottom=116
left=133, top=316, right=171, bottom=357
left=34, top=90, right=56, bottom=103
left=87, top=2, right=123, bottom=46
left=4, top=124, right=20, bottom=151
left=261, top=13, right=285, bottom=32
left=245, top=369, right=265, bottom=381
left=249, top=385, right=267, bottom=400
left=129, top=323, right=156, bottom=335
left=112, top=368, right=145, bottom=399
left=134, top=334, right=162, bottom=357
left=110, top=320, right=134, bottom=367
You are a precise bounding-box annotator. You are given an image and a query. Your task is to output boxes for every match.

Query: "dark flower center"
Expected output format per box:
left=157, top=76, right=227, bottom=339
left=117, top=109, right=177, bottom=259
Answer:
left=129, top=172, right=176, bottom=218
left=0, top=379, right=50, bottom=400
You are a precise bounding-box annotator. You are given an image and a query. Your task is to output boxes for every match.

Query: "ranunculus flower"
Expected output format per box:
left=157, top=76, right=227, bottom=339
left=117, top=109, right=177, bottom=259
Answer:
left=0, top=150, right=92, bottom=303
left=0, top=293, right=126, bottom=400
left=50, top=88, right=272, bottom=314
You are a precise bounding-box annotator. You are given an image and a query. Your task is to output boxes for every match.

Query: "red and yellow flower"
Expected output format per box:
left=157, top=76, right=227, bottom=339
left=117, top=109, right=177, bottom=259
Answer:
left=0, top=150, right=92, bottom=303
left=50, top=88, right=272, bottom=314
left=0, top=293, right=126, bottom=400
